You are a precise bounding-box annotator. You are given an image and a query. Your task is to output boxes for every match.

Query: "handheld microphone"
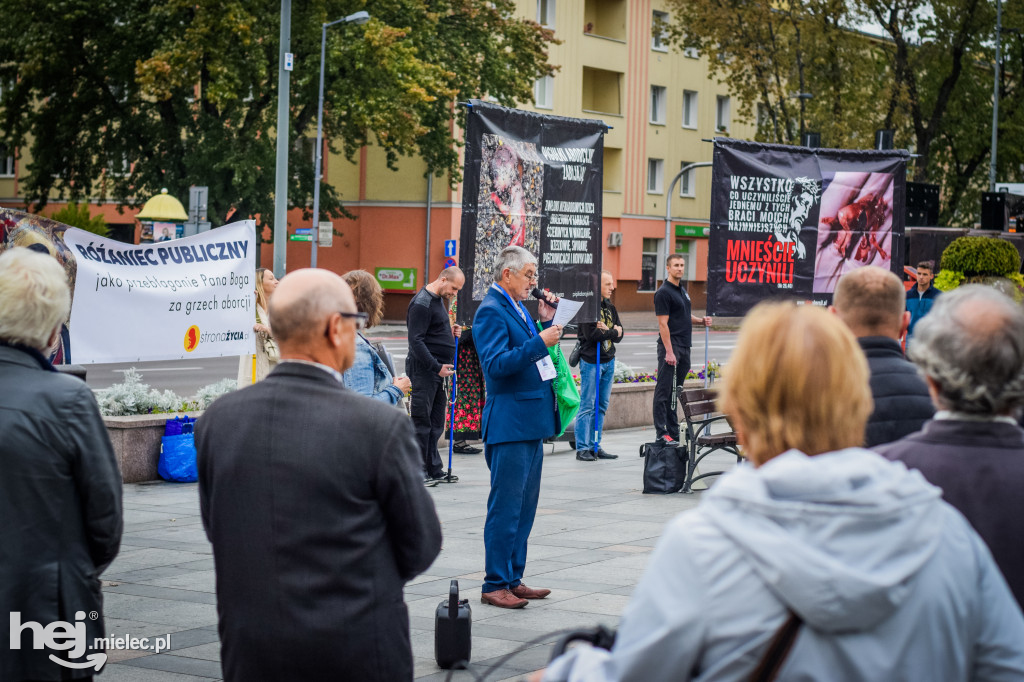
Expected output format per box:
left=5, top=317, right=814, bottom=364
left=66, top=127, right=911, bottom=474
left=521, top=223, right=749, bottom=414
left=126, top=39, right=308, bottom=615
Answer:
left=531, top=287, right=558, bottom=309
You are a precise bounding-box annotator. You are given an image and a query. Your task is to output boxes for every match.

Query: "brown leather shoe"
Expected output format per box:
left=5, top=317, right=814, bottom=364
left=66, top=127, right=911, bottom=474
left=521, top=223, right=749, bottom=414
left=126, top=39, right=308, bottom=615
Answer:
left=510, top=583, right=551, bottom=600
left=480, top=589, right=528, bottom=609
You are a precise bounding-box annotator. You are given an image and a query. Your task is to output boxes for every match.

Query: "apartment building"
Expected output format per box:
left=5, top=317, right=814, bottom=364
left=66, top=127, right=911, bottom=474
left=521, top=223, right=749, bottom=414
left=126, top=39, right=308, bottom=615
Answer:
left=301, top=0, right=754, bottom=313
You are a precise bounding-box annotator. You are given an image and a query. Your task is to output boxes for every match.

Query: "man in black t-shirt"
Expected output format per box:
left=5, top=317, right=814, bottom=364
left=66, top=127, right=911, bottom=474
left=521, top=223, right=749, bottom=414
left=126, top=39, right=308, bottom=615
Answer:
left=653, top=254, right=711, bottom=444
left=407, top=266, right=464, bottom=482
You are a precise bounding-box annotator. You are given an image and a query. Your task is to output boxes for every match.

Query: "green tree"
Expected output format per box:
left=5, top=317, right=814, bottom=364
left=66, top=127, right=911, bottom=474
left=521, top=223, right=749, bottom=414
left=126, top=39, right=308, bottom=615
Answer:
left=663, top=0, right=887, bottom=149
left=0, top=0, right=555, bottom=233
left=664, top=0, right=1024, bottom=225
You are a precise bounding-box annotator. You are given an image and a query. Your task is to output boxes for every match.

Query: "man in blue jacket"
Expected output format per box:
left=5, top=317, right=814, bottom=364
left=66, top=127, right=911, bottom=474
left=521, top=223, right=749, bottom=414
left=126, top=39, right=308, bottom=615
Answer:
left=474, top=246, right=562, bottom=609
left=905, top=260, right=940, bottom=344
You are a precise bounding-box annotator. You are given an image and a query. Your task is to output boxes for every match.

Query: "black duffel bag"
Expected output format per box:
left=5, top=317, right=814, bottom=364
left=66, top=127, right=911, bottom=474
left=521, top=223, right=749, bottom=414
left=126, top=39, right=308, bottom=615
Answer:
left=639, top=441, right=687, bottom=494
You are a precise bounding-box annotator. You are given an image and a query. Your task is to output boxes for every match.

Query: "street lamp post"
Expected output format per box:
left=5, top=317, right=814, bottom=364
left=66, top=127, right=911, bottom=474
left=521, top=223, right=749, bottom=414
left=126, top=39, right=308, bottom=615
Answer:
left=311, top=10, right=370, bottom=268
left=990, top=0, right=1003, bottom=191
left=663, top=161, right=712, bottom=264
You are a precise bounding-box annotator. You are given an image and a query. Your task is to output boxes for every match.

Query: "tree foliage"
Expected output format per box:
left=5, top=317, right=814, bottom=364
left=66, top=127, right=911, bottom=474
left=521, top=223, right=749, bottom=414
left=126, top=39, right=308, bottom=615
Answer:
left=0, top=0, right=556, bottom=230
left=664, top=0, right=1024, bottom=225
left=50, top=202, right=108, bottom=237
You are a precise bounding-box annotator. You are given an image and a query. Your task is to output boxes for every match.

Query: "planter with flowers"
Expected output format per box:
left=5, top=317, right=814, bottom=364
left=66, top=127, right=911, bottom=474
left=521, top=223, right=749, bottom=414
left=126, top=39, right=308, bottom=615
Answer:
left=565, top=360, right=722, bottom=433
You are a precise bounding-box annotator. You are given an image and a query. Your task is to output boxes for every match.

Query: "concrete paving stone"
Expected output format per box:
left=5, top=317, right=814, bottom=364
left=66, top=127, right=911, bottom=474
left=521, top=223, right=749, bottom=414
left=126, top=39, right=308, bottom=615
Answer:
left=158, top=627, right=221, bottom=651
left=140, top=570, right=217, bottom=593
left=105, top=548, right=212, bottom=573
left=105, top=582, right=218, bottom=605
left=100, top=664, right=217, bottom=682
left=547, top=593, right=634, bottom=617
left=119, top=509, right=191, bottom=524
left=470, top=621, right=571, bottom=644
left=115, top=537, right=213, bottom=552
left=537, top=521, right=667, bottom=545
left=103, top=592, right=219, bottom=628
left=166, top=642, right=221, bottom=662
left=105, top=562, right=212, bottom=584
left=526, top=537, right=608, bottom=550
left=107, top=648, right=156, bottom=664
left=537, top=548, right=642, bottom=565
left=105, top=618, right=187, bottom=641
left=118, top=652, right=224, bottom=678
left=536, top=562, right=645, bottom=587
left=473, top=604, right=619, bottom=634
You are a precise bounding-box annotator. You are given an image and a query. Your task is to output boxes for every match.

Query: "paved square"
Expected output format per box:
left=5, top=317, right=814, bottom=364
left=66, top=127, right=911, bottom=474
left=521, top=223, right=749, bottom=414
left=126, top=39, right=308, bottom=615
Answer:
left=101, top=426, right=739, bottom=681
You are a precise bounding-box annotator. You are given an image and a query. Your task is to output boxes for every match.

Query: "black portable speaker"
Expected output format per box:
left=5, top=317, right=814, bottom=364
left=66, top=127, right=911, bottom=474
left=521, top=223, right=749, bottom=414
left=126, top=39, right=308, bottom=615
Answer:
left=435, top=579, right=472, bottom=669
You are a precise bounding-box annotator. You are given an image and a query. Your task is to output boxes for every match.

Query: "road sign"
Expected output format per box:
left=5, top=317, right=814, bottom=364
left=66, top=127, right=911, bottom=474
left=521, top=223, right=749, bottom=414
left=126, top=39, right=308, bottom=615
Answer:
left=289, top=234, right=312, bottom=242
left=375, top=267, right=417, bottom=291
left=444, top=257, right=457, bottom=269
left=294, top=228, right=312, bottom=235
left=318, top=221, right=333, bottom=247
left=444, top=239, right=457, bottom=257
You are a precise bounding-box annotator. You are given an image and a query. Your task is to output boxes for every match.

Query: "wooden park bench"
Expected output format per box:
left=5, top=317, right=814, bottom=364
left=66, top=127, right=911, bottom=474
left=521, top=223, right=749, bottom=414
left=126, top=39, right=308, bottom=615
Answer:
left=677, top=387, right=743, bottom=493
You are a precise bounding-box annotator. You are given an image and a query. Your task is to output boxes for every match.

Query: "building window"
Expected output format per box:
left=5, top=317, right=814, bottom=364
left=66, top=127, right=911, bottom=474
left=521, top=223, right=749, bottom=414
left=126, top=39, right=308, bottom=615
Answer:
left=679, top=161, right=695, bottom=197
left=647, top=158, right=664, bottom=194
left=716, top=95, right=731, bottom=131
left=682, top=90, right=698, bottom=128
left=650, top=85, right=666, bottom=125
left=684, top=46, right=699, bottom=59
left=639, top=237, right=661, bottom=292
left=537, top=0, right=555, bottom=28
left=603, top=147, right=623, bottom=192
left=534, top=75, right=553, bottom=109
left=0, top=144, right=13, bottom=177
left=582, top=66, right=622, bottom=115
left=652, top=10, right=668, bottom=51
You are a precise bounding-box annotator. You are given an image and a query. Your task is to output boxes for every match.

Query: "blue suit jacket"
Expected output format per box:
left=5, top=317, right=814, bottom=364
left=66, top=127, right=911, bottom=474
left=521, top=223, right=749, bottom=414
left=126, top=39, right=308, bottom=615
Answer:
left=474, top=286, right=559, bottom=444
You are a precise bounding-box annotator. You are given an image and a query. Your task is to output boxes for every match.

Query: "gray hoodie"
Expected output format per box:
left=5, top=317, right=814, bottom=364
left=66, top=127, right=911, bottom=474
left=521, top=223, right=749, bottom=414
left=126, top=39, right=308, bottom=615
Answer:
left=546, top=448, right=1024, bottom=681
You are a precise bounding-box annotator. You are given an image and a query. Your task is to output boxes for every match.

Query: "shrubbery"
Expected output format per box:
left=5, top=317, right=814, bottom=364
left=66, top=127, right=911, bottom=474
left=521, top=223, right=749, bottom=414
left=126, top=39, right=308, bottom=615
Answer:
left=94, top=368, right=235, bottom=416
left=935, top=236, right=1024, bottom=296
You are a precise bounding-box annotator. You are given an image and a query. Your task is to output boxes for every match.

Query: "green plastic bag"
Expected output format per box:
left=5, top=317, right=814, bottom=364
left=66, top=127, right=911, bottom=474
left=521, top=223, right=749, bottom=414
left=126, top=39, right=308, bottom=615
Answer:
left=538, top=322, right=580, bottom=437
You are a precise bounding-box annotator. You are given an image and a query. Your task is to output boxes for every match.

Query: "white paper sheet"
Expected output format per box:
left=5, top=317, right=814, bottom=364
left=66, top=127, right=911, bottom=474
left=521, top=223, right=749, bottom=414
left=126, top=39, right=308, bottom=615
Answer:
left=551, top=298, right=584, bottom=327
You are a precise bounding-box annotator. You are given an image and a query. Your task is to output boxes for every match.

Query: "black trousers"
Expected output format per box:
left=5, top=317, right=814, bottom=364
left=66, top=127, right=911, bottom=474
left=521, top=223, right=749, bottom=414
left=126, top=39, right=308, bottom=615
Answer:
left=653, top=341, right=690, bottom=440
left=408, top=359, right=447, bottom=477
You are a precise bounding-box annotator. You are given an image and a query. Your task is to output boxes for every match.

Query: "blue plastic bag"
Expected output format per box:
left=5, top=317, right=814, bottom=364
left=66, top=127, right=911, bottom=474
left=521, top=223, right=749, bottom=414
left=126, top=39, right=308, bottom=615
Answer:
left=159, top=418, right=198, bottom=482
left=164, top=415, right=196, bottom=437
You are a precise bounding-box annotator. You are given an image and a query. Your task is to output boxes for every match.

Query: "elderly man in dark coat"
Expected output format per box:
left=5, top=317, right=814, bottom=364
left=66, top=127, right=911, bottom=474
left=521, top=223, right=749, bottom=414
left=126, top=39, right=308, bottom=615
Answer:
left=831, top=265, right=934, bottom=447
left=0, top=248, right=122, bottom=682
left=197, top=268, right=442, bottom=682
left=877, top=285, right=1024, bottom=608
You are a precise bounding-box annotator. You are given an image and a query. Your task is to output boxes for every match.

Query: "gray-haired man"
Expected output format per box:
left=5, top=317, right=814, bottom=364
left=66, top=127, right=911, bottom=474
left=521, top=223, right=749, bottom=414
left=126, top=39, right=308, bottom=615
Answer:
left=877, top=285, right=1024, bottom=608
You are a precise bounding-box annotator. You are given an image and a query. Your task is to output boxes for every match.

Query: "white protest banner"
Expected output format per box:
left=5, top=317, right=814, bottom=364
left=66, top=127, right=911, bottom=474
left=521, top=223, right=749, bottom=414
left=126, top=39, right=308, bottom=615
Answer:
left=64, top=221, right=256, bottom=364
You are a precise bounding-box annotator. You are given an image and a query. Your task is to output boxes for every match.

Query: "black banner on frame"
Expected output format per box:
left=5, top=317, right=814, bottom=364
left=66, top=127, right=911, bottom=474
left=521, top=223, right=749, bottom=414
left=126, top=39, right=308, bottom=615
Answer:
left=707, top=138, right=909, bottom=316
left=457, top=100, right=606, bottom=324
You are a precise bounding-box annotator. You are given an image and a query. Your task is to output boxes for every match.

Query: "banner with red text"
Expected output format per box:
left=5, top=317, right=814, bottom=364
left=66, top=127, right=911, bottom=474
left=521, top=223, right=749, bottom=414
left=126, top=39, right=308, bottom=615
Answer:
left=707, top=138, right=909, bottom=316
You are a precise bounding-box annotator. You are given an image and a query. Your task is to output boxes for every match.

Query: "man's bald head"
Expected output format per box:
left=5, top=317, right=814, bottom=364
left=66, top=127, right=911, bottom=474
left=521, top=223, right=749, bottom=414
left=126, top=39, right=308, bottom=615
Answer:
left=269, top=269, right=355, bottom=349
left=832, top=266, right=906, bottom=339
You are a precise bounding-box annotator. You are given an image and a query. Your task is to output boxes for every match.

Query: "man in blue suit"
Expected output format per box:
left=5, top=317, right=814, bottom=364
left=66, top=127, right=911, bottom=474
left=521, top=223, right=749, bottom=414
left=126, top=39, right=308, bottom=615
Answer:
left=474, top=246, right=563, bottom=608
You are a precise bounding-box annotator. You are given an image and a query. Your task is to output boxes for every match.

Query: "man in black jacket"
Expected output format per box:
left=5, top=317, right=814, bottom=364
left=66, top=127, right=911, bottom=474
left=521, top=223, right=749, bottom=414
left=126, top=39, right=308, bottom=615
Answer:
left=1, top=249, right=122, bottom=682
left=876, top=285, right=1024, bottom=609
left=831, top=266, right=933, bottom=447
left=197, top=269, right=442, bottom=682
left=575, top=270, right=624, bottom=460
left=407, top=266, right=464, bottom=482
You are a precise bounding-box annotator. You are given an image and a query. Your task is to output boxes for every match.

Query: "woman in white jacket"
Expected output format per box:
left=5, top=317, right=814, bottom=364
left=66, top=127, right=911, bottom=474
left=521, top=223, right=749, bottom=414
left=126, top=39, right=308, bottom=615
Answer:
left=545, top=302, right=1024, bottom=681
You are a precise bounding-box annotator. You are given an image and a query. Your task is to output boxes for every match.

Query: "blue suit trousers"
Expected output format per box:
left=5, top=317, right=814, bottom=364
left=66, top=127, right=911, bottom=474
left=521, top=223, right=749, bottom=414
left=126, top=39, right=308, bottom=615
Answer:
left=482, top=439, right=544, bottom=593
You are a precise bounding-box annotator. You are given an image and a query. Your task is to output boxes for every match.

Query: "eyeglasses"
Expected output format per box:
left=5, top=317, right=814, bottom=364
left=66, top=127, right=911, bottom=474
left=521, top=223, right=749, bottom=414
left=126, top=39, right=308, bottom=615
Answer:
left=338, top=311, right=368, bottom=330
left=518, top=271, right=539, bottom=282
